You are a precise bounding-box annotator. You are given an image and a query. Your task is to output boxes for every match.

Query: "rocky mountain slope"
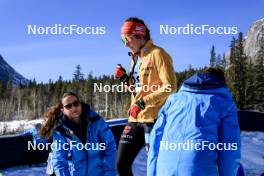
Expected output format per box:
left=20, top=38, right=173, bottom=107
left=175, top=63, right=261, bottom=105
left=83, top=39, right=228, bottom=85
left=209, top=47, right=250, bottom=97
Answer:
left=0, top=55, right=28, bottom=85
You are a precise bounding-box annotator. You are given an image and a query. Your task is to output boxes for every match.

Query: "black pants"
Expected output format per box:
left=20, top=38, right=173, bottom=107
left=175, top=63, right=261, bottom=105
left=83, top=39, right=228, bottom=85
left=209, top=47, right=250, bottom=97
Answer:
left=116, top=122, right=154, bottom=176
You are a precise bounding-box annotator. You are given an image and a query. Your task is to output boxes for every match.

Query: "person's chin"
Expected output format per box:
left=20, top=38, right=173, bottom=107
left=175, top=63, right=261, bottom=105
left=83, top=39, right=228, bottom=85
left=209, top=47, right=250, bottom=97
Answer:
left=72, top=113, right=81, bottom=118
left=132, top=49, right=139, bottom=54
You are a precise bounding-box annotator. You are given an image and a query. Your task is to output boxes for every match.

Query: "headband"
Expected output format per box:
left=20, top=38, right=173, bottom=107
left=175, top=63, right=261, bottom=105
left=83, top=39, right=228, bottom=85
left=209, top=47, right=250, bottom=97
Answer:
left=121, top=22, right=146, bottom=36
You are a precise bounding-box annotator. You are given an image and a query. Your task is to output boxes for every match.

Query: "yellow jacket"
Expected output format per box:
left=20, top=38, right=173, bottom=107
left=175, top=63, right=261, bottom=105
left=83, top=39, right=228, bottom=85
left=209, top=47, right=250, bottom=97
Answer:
left=127, top=40, right=177, bottom=123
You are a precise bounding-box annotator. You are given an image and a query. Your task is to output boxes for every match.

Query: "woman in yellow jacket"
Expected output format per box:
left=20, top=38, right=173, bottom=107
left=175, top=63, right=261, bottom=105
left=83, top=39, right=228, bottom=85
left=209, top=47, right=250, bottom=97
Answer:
left=114, top=17, right=177, bottom=176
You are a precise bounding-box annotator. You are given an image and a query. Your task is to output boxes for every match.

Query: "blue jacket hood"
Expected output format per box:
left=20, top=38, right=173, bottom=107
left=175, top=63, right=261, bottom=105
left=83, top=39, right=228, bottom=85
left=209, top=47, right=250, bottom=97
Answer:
left=183, top=73, right=226, bottom=90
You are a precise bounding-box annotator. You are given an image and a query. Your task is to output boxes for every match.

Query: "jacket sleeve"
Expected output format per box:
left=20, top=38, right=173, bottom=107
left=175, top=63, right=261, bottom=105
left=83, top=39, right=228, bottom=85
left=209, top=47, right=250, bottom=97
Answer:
left=217, top=102, right=241, bottom=176
left=148, top=97, right=171, bottom=176
left=52, top=131, right=71, bottom=176
left=96, top=117, right=117, bottom=176
left=143, top=49, right=177, bottom=106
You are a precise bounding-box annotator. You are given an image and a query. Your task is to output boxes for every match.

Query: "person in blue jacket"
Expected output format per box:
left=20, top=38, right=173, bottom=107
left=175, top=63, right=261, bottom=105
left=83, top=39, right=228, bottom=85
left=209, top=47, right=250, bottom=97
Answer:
left=148, top=68, right=241, bottom=176
left=40, top=92, right=116, bottom=176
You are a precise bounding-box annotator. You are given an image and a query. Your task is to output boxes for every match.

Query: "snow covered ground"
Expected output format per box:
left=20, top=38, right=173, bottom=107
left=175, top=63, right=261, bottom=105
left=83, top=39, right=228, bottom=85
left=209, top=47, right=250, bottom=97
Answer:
left=0, top=164, right=47, bottom=176
left=241, top=131, right=264, bottom=176
left=1, top=131, right=263, bottom=176
left=0, top=119, right=43, bottom=135
left=0, top=118, right=128, bottom=135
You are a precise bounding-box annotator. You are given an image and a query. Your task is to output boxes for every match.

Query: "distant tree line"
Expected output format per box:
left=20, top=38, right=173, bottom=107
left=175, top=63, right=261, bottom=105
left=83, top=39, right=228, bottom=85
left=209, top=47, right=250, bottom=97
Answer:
left=225, top=32, right=264, bottom=110
left=0, top=32, right=263, bottom=121
left=0, top=66, right=132, bottom=121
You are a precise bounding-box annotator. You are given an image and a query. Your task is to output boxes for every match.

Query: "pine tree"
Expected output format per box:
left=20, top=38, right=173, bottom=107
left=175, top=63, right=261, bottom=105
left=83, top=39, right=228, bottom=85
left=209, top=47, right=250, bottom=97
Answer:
left=253, top=43, right=264, bottom=111
left=222, top=53, right=227, bottom=69
left=73, top=64, right=84, bottom=81
left=210, top=45, right=217, bottom=67
left=216, top=54, right=224, bottom=68
left=0, top=81, right=5, bottom=96
left=186, top=64, right=196, bottom=79
left=226, top=32, right=248, bottom=109
left=84, top=72, right=94, bottom=106
left=245, top=61, right=255, bottom=109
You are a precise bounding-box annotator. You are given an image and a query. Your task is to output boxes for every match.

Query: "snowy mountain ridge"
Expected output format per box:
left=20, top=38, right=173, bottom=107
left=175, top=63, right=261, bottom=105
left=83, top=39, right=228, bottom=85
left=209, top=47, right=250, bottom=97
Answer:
left=0, top=55, right=29, bottom=85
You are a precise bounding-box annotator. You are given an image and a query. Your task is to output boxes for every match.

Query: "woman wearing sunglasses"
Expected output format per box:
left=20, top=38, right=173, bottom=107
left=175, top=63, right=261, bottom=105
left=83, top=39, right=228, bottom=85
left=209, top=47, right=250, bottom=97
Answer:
left=114, top=17, right=177, bottom=176
left=40, top=92, right=116, bottom=176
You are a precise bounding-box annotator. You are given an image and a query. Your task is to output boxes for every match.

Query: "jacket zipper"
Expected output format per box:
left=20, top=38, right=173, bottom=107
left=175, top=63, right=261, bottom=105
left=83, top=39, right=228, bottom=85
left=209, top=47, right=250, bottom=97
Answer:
left=65, top=124, right=90, bottom=176
left=84, top=122, right=91, bottom=176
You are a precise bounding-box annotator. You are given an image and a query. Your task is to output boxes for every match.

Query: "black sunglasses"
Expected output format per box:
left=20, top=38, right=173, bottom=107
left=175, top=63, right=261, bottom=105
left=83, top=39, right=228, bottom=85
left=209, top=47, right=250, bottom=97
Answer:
left=63, top=100, right=80, bottom=110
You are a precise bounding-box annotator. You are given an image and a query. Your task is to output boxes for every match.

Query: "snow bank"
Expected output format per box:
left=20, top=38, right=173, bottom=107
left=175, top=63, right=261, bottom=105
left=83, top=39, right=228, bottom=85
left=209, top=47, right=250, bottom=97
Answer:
left=0, top=119, right=43, bottom=135
left=241, top=131, right=264, bottom=175
left=0, top=118, right=126, bottom=135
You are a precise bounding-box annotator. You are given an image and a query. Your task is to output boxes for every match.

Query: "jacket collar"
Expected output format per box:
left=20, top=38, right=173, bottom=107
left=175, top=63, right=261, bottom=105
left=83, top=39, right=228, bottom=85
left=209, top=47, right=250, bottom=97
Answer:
left=139, top=39, right=154, bottom=58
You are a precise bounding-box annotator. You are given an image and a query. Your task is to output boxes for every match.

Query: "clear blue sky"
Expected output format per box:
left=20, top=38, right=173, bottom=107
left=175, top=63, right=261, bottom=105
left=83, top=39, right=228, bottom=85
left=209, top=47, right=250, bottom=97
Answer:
left=0, top=0, right=263, bottom=83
